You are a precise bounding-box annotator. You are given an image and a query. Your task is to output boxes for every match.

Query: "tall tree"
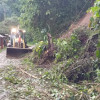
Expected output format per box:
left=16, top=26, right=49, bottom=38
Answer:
left=0, top=0, right=9, bottom=21
left=19, top=0, right=94, bottom=41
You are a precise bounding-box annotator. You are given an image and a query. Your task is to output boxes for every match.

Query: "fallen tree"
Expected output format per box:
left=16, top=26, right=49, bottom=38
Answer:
left=65, top=33, right=99, bottom=82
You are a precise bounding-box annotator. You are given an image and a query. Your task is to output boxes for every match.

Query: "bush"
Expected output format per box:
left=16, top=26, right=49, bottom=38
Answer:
left=55, top=34, right=81, bottom=62
left=29, top=41, right=48, bottom=64
left=73, top=27, right=91, bottom=45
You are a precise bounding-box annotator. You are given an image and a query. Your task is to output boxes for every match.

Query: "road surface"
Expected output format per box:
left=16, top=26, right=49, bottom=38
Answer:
left=0, top=50, right=22, bottom=100
left=0, top=50, right=21, bottom=67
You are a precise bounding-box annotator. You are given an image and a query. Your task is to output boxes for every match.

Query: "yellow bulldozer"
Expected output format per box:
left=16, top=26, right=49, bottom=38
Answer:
left=6, top=27, right=32, bottom=57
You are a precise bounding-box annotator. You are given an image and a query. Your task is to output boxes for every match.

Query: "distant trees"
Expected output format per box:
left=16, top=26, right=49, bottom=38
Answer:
left=0, top=0, right=20, bottom=34
left=0, top=0, right=21, bottom=21
left=19, top=0, right=93, bottom=42
left=0, top=0, right=8, bottom=21
left=0, top=0, right=94, bottom=41
left=6, top=0, right=21, bottom=16
left=0, top=5, right=4, bottom=21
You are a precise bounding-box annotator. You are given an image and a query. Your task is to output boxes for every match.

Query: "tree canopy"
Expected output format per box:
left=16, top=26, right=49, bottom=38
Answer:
left=19, top=0, right=93, bottom=42
left=0, top=0, right=94, bottom=42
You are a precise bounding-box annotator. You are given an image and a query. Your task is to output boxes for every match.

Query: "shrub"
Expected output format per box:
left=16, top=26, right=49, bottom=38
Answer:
left=29, top=41, right=48, bottom=64
left=73, top=27, right=91, bottom=45
left=55, top=34, right=81, bottom=62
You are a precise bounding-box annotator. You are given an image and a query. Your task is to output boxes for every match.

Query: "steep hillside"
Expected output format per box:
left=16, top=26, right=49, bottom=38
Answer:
left=61, top=12, right=92, bottom=39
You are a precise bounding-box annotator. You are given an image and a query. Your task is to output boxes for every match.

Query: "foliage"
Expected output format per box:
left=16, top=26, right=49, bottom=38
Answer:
left=0, top=16, right=19, bottom=34
left=96, top=38, right=100, bottom=58
left=29, top=41, right=48, bottom=64
left=2, top=66, right=40, bottom=100
left=29, top=33, right=81, bottom=63
left=0, top=0, right=9, bottom=21
left=96, top=69, right=100, bottom=82
left=6, top=0, right=22, bottom=17
left=40, top=61, right=99, bottom=100
left=19, top=0, right=93, bottom=42
left=89, top=0, right=100, bottom=30
left=0, top=0, right=93, bottom=42
left=4, top=66, right=21, bottom=84
left=55, top=34, right=81, bottom=62
left=73, top=27, right=91, bottom=45
left=22, top=58, right=34, bottom=67
left=34, top=41, right=48, bottom=57
left=96, top=49, right=100, bottom=58
left=0, top=0, right=21, bottom=22
left=89, top=0, right=100, bottom=61
left=42, top=63, right=68, bottom=85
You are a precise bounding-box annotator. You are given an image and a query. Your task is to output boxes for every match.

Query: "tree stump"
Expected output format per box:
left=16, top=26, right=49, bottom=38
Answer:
left=40, top=33, right=55, bottom=64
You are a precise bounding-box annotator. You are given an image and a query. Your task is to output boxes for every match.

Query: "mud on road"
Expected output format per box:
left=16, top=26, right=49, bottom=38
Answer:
left=0, top=50, right=22, bottom=67
left=0, top=50, right=22, bottom=100
left=0, top=50, right=53, bottom=100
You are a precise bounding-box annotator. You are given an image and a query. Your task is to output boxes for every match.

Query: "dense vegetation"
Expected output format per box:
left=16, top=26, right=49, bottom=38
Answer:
left=1, top=0, right=100, bottom=100
left=0, top=0, right=93, bottom=42
left=20, top=0, right=94, bottom=42
left=20, top=0, right=100, bottom=99
left=0, top=0, right=20, bottom=34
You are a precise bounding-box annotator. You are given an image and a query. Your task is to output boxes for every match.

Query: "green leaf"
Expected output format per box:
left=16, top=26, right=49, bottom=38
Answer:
left=96, top=49, right=100, bottom=58
left=97, top=42, right=100, bottom=47
left=46, top=10, right=50, bottom=15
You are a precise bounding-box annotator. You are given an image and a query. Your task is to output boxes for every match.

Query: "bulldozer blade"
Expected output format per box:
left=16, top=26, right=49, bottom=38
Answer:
left=6, top=47, right=32, bottom=58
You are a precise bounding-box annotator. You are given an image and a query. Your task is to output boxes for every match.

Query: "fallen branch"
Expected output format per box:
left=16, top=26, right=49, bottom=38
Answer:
left=18, top=67, right=54, bottom=99
left=80, top=82, right=100, bottom=85
left=64, top=84, right=90, bottom=100
left=18, top=67, right=38, bottom=79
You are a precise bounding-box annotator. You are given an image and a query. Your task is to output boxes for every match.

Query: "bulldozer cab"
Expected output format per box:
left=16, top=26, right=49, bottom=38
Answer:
left=9, top=28, right=25, bottom=48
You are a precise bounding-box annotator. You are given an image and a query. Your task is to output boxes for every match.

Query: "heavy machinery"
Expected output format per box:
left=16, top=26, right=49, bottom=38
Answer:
left=6, top=27, right=32, bottom=57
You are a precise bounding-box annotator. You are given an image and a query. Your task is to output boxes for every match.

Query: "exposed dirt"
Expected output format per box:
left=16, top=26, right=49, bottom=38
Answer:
left=0, top=50, right=22, bottom=100
left=0, top=50, right=22, bottom=67
left=61, top=12, right=92, bottom=39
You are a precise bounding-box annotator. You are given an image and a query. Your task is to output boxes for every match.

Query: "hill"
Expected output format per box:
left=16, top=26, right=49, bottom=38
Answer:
left=61, top=12, right=92, bottom=39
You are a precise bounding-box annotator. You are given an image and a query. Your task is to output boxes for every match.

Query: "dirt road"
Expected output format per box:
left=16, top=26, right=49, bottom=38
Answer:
left=0, top=50, right=22, bottom=100
left=0, top=50, right=21, bottom=67
left=0, top=50, right=53, bottom=100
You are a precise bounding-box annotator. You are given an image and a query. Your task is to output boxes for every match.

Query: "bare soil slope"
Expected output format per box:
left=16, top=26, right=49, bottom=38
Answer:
left=61, top=12, right=92, bottom=39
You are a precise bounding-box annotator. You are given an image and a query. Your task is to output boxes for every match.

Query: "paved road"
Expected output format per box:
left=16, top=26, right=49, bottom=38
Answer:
left=0, top=50, right=22, bottom=100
